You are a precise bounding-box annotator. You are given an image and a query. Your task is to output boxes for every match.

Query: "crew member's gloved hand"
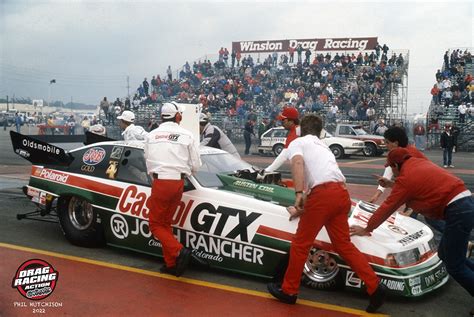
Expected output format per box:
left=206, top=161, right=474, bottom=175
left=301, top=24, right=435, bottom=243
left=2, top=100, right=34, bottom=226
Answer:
left=256, top=169, right=267, bottom=181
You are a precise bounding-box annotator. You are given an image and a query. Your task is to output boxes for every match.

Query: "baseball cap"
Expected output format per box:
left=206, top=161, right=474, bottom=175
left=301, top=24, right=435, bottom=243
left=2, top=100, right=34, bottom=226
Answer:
left=277, top=107, right=299, bottom=121
left=117, top=110, right=135, bottom=123
left=161, top=102, right=182, bottom=119
left=385, top=147, right=412, bottom=167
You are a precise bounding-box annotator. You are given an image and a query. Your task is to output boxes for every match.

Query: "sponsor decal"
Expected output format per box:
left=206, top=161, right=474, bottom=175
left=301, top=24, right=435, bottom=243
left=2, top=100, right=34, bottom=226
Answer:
left=80, top=165, right=95, bottom=173
left=411, top=285, right=422, bottom=295
left=345, top=271, right=362, bottom=288
left=424, top=265, right=447, bottom=287
left=388, top=224, right=408, bottom=235
left=110, top=146, right=124, bottom=160
left=381, top=278, right=405, bottom=291
left=16, top=149, right=30, bottom=158
left=110, top=214, right=129, bottom=239
left=11, top=259, right=59, bottom=300
left=82, top=147, right=106, bottom=165
left=184, top=231, right=264, bottom=265
left=408, top=276, right=421, bottom=287
left=323, top=38, right=369, bottom=50
left=232, top=180, right=275, bottom=193
left=22, top=139, right=60, bottom=155
left=233, top=37, right=377, bottom=53
left=154, top=133, right=180, bottom=141
left=39, top=169, right=69, bottom=183
left=117, top=185, right=262, bottom=242
left=106, top=161, right=118, bottom=179
left=398, top=230, right=425, bottom=246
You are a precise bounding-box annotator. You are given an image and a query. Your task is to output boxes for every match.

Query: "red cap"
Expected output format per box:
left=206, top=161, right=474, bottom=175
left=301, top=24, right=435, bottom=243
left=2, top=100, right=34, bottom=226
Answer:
left=277, top=107, right=299, bottom=121
left=385, top=147, right=412, bottom=167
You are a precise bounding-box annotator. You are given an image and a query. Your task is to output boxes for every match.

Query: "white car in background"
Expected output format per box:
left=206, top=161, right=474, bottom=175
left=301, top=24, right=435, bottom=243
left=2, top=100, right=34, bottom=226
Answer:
left=258, top=127, right=365, bottom=159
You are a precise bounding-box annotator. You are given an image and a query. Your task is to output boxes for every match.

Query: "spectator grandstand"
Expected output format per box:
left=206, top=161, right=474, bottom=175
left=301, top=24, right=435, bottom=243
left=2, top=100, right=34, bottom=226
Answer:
left=102, top=39, right=410, bottom=143
left=426, top=48, right=473, bottom=151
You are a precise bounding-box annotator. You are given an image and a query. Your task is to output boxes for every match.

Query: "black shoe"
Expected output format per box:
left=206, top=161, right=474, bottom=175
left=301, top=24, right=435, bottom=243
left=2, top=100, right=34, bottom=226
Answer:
left=366, top=283, right=387, bottom=313
left=160, top=265, right=177, bottom=275
left=267, top=282, right=297, bottom=304
left=175, top=247, right=192, bottom=277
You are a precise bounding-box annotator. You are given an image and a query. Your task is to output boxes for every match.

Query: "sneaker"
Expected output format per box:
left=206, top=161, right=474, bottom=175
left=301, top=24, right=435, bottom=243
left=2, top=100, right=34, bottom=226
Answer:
left=175, top=247, right=192, bottom=277
left=160, top=265, right=177, bottom=275
left=443, top=165, right=448, bottom=168
left=449, top=165, right=455, bottom=168
left=366, top=283, right=387, bottom=313
left=267, top=282, right=297, bottom=304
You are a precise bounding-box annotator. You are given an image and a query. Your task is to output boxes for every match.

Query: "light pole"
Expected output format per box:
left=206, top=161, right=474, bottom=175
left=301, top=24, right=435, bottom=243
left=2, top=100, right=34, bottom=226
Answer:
left=48, top=79, right=56, bottom=107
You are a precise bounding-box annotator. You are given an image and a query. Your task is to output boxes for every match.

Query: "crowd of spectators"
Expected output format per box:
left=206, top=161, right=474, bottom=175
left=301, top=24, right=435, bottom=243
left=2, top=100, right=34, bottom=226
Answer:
left=428, top=49, right=473, bottom=133
left=113, top=43, right=406, bottom=135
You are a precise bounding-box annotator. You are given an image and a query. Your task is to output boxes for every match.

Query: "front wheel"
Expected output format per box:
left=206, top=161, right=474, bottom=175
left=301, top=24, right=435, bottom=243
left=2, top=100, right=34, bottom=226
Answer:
left=329, top=145, right=344, bottom=159
left=273, top=144, right=284, bottom=156
left=301, top=248, right=343, bottom=290
left=58, top=196, right=105, bottom=247
left=363, top=143, right=377, bottom=157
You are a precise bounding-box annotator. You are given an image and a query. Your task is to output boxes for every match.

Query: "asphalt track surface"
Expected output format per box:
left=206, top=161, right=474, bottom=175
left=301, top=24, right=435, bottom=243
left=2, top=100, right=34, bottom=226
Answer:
left=0, top=127, right=473, bottom=317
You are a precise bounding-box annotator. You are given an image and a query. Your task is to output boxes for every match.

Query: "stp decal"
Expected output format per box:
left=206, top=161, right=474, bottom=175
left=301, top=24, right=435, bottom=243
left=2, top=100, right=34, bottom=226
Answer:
left=82, top=147, right=106, bottom=165
left=11, top=259, right=59, bottom=300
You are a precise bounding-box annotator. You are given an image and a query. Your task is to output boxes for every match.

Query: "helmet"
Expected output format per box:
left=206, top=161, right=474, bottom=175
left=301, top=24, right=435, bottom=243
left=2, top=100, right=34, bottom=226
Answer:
left=199, top=113, right=210, bottom=123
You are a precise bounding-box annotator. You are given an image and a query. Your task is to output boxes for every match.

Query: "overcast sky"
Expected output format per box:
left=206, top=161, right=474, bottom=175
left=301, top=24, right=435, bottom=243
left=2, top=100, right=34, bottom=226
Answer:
left=0, top=0, right=472, bottom=114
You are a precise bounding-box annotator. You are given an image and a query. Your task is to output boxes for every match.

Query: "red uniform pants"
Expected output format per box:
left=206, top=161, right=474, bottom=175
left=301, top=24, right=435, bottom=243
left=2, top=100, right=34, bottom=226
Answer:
left=148, top=179, right=184, bottom=268
left=282, top=182, right=380, bottom=295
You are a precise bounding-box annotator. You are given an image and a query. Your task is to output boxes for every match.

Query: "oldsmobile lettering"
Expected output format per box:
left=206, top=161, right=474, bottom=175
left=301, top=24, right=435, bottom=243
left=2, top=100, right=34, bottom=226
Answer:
left=22, top=139, right=60, bottom=155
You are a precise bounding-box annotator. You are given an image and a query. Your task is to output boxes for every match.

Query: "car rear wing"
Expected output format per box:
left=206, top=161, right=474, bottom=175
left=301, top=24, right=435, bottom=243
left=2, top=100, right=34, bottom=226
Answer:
left=10, top=131, right=73, bottom=166
left=84, top=131, right=116, bottom=145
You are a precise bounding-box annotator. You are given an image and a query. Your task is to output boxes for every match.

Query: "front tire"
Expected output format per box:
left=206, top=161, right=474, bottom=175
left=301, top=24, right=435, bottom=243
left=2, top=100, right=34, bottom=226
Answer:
left=58, top=196, right=105, bottom=247
left=330, top=145, right=344, bottom=159
left=301, top=248, right=343, bottom=290
left=363, top=143, right=377, bottom=157
left=273, top=144, right=284, bottom=156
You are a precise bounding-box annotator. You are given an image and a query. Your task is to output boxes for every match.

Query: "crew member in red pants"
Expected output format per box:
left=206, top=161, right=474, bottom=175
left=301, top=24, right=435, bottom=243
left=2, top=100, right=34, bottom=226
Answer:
left=144, top=102, right=201, bottom=276
left=267, top=114, right=387, bottom=313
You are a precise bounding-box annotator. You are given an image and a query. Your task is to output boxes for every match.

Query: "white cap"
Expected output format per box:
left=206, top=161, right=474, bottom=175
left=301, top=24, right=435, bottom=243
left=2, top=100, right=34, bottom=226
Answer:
left=161, top=102, right=182, bottom=119
left=117, top=110, right=135, bottom=123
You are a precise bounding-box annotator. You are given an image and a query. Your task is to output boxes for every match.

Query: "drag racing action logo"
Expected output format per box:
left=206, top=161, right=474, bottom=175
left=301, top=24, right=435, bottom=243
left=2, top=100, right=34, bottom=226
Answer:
left=12, top=259, right=59, bottom=300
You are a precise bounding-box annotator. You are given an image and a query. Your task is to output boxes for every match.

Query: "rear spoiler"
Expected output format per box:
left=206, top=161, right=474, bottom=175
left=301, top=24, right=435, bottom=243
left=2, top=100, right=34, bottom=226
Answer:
left=10, top=131, right=73, bottom=166
left=84, top=131, right=116, bottom=145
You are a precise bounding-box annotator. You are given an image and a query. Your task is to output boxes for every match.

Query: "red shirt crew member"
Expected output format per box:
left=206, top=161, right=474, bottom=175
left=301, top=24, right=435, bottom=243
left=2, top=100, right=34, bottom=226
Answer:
left=351, top=147, right=474, bottom=300
left=144, top=102, right=201, bottom=276
left=262, top=107, right=300, bottom=173
left=267, top=115, right=386, bottom=313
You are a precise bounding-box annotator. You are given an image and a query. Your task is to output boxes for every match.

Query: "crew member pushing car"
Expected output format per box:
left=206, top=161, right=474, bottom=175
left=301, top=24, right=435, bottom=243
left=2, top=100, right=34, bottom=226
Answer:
left=144, top=102, right=201, bottom=276
left=117, top=110, right=148, bottom=141
left=267, top=114, right=386, bottom=313
left=351, top=147, right=474, bottom=315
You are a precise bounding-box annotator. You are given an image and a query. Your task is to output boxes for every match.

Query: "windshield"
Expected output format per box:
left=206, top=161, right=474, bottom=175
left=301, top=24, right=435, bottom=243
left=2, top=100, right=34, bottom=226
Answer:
left=194, top=152, right=253, bottom=187
left=353, top=127, right=369, bottom=135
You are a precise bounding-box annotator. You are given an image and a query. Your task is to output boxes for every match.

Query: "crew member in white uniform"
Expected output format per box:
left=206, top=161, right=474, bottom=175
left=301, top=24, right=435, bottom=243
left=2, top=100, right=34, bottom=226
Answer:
left=144, top=102, right=201, bottom=276
left=117, top=110, right=148, bottom=141
left=267, top=114, right=386, bottom=313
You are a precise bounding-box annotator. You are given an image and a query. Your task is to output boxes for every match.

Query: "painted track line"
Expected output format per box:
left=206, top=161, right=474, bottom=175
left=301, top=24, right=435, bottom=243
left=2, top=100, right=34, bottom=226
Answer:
left=0, top=242, right=388, bottom=317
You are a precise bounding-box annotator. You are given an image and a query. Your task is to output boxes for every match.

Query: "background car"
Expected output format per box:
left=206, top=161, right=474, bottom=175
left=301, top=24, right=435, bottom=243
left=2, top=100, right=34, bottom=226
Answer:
left=258, top=127, right=365, bottom=159
left=11, top=132, right=448, bottom=297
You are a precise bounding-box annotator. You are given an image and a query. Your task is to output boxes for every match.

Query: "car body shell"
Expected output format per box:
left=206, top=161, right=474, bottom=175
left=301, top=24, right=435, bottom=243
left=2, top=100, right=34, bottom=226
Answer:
left=17, top=138, right=448, bottom=297
left=258, top=127, right=365, bottom=158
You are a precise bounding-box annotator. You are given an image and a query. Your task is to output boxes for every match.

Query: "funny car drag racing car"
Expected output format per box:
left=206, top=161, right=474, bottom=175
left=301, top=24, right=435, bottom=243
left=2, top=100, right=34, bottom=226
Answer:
left=10, top=131, right=448, bottom=297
